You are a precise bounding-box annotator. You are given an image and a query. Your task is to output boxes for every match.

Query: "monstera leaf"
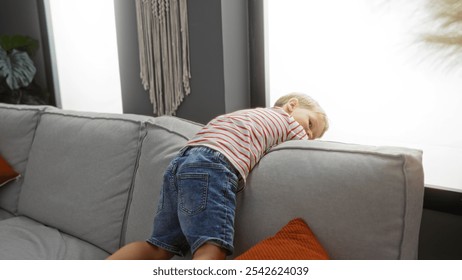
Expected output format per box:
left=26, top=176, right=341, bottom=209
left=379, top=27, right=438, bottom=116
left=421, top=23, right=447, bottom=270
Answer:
left=0, top=35, right=38, bottom=56
left=0, top=47, right=36, bottom=90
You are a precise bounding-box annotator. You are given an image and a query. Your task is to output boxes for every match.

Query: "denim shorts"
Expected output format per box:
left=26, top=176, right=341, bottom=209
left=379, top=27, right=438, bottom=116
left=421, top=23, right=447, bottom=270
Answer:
left=147, top=146, right=240, bottom=256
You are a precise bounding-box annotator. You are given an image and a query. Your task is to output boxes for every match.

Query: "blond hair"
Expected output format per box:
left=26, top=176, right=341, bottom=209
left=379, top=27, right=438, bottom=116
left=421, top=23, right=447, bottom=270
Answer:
left=274, top=92, right=329, bottom=137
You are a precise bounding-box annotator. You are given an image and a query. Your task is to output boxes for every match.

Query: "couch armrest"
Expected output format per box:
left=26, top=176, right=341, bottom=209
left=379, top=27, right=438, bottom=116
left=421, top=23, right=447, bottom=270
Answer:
left=233, top=140, right=424, bottom=260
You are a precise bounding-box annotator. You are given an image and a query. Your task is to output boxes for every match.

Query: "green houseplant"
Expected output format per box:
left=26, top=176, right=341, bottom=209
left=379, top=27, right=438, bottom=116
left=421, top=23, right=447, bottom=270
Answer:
left=0, top=35, right=49, bottom=105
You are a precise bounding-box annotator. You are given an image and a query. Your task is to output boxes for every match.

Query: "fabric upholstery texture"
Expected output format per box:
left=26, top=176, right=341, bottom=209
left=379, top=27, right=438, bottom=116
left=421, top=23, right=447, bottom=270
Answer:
left=0, top=209, right=14, bottom=221
left=123, top=117, right=201, bottom=245
left=0, top=216, right=108, bottom=259
left=17, top=111, right=145, bottom=253
left=235, top=218, right=329, bottom=260
left=233, top=140, right=424, bottom=260
left=0, top=104, right=44, bottom=214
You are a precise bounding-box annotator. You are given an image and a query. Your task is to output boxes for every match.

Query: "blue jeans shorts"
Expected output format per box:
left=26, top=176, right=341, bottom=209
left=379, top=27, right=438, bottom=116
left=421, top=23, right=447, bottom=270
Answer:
left=147, top=146, right=240, bottom=256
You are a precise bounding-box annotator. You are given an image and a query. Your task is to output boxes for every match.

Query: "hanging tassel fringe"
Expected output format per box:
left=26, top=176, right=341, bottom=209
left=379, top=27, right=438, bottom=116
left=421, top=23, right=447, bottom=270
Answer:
left=135, top=0, right=191, bottom=116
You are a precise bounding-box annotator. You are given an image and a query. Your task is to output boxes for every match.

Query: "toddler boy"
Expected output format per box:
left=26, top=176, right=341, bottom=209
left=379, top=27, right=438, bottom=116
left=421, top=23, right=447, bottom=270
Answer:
left=108, top=92, right=328, bottom=260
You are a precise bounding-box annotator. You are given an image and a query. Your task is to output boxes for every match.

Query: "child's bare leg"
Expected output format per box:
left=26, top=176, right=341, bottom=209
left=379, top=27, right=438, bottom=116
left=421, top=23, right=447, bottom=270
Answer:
left=192, top=243, right=227, bottom=260
left=106, top=241, right=174, bottom=260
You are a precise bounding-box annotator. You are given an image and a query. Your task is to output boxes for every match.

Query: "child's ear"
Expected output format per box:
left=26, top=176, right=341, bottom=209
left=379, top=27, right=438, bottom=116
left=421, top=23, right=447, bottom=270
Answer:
left=288, top=98, right=299, bottom=111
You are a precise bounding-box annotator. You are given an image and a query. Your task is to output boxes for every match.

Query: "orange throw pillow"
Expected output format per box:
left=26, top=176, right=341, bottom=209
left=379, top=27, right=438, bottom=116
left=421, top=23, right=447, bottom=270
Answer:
left=0, top=154, right=20, bottom=187
left=235, top=218, right=329, bottom=260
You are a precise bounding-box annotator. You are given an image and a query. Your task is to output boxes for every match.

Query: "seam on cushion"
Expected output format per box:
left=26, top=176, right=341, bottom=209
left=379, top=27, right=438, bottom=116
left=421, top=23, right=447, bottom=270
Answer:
left=29, top=107, right=47, bottom=150
left=118, top=122, right=148, bottom=250
left=268, top=146, right=406, bottom=161
left=116, top=120, right=201, bottom=248
left=145, top=121, right=196, bottom=141
left=155, top=115, right=204, bottom=127
left=392, top=153, right=424, bottom=260
left=0, top=104, right=52, bottom=112
left=0, top=207, right=15, bottom=217
left=40, top=110, right=149, bottom=125
left=11, top=106, right=47, bottom=215
left=37, top=113, right=199, bottom=141
left=397, top=154, right=410, bottom=260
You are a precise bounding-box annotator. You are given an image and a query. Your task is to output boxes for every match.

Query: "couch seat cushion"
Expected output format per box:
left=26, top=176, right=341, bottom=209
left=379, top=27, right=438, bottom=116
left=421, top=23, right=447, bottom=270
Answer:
left=0, top=209, right=14, bottom=221
left=0, top=216, right=108, bottom=259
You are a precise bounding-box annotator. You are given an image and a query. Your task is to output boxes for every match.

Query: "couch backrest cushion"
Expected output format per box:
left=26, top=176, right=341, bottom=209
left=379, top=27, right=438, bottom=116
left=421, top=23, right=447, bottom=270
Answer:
left=0, top=104, right=45, bottom=214
left=233, top=140, right=424, bottom=260
left=122, top=116, right=201, bottom=245
left=18, top=110, right=145, bottom=253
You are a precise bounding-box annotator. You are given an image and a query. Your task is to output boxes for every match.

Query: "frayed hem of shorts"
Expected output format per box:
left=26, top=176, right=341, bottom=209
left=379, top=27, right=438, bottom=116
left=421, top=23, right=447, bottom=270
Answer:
left=191, top=238, right=234, bottom=256
left=146, top=238, right=185, bottom=257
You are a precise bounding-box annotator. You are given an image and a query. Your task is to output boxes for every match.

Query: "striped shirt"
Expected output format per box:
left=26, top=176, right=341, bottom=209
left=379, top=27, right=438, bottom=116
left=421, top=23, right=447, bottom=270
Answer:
left=186, top=107, right=308, bottom=181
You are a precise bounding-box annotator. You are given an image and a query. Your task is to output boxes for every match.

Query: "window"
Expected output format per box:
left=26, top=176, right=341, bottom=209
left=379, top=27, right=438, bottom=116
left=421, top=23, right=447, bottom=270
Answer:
left=265, top=0, right=462, bottom=191
left=44, top=0, right=122, bottom=113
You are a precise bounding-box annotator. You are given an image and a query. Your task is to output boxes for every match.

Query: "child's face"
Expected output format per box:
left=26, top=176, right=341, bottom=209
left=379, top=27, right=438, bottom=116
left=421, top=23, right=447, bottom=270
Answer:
left=282, top=98, right=326, bottom=139
left=291, top=108, right=325, bottom=139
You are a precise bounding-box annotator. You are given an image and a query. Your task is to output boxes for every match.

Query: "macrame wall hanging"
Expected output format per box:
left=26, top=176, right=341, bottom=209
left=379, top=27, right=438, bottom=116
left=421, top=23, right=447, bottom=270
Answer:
left=135, top=0, right=191, bottom=116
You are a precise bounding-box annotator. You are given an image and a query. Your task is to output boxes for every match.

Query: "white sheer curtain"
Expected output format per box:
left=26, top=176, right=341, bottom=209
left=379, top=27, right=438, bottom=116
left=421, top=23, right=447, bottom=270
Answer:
left=266, top=0, right=462, bottom=191
left=45, top=0, right=122, bottom=114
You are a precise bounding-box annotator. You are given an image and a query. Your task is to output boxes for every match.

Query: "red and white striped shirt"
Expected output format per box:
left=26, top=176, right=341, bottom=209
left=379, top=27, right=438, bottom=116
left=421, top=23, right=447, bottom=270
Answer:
left=186, top=107, right=308, bottom=181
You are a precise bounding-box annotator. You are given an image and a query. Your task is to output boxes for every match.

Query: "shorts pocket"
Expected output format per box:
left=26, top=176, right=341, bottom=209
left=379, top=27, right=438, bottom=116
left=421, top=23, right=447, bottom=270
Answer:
left=177, top=173, right=208, bottom=215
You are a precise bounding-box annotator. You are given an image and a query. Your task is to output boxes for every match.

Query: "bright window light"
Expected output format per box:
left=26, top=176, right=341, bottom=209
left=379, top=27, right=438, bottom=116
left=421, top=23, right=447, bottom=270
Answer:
left=266, top=0, right=462, bottom=191
left=45, top=0, right=122, bottom=114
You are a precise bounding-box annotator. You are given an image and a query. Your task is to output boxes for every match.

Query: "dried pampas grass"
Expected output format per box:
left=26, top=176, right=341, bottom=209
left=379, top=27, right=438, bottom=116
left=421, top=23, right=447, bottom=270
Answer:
left=421, top=0, right=462, bottom=68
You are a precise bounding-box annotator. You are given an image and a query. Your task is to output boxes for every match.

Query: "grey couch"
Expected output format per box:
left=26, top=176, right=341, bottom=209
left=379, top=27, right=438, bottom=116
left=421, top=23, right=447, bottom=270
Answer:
left=0, top=103, right=424, bottom=259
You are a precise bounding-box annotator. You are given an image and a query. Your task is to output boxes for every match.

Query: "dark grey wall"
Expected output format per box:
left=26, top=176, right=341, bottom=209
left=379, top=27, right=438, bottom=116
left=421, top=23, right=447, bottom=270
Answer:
left=113, top=0, right=250, bottom=124
left=222, top=0, right=250, bottom=113
left=0, top=0, right=49, bottom=97
left=113, top=0, right=153, bottom=116
left=418, top=187, right=462, bottom=259
left=173, top=0, right=227, bottom=123
left=419, top=209, right=462, bottom=259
